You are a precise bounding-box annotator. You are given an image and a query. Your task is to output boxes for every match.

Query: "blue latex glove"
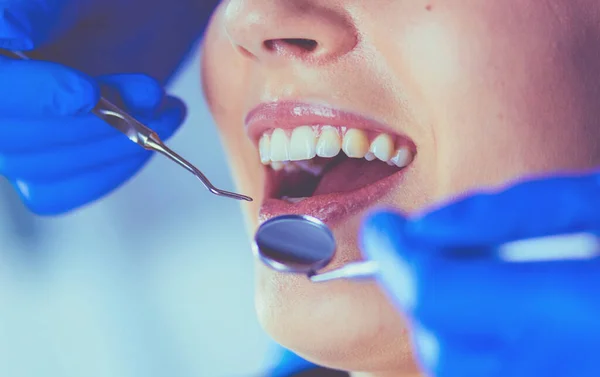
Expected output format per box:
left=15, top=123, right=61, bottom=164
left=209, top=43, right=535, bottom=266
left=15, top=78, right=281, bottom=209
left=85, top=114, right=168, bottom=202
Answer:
left=361, top=172, right=600, bottom=377
left=0, top=0, right=219, bottom=214
left=0, top=64, right=186, bottom=215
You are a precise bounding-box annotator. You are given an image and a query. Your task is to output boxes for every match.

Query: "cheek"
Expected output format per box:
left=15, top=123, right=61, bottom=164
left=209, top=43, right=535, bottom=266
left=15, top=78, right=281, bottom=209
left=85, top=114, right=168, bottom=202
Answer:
left=201, top=7, right=246, bottom=128
left=201, top=11, right=264, bottom=228
left=392, top=1, right=600, bottom=197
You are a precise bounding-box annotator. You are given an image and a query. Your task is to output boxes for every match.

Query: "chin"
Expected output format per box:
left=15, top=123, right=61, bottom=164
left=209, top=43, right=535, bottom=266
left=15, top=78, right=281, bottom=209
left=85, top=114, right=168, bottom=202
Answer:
left=250, top=209, right=420, bottom=374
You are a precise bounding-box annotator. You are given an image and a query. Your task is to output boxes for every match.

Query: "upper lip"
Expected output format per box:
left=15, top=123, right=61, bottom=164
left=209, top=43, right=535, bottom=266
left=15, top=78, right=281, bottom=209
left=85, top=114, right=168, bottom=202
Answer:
left=244, top=101, right=410, bottom=146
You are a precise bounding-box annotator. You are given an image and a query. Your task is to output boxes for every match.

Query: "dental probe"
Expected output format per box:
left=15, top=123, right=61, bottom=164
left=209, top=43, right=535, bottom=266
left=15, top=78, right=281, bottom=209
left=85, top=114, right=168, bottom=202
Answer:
left=4, top=50, right=252, bottom=202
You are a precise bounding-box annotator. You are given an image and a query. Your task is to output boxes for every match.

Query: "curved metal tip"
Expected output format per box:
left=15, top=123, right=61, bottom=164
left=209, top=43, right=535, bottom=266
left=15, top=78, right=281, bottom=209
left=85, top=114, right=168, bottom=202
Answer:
left=143, top=136, right=253, bottom=202
left=212, top=189, right=253, bottom=202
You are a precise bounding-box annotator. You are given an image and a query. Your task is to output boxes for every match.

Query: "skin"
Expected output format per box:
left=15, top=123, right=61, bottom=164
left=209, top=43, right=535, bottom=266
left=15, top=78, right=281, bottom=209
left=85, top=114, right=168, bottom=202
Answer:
left=201, top=1, right=600, bottom=376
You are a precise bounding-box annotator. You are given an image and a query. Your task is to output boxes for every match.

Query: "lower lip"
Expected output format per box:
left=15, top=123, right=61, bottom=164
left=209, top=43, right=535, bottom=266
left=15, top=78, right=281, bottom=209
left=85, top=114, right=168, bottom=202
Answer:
left=258, top=167, right=408, bottom=226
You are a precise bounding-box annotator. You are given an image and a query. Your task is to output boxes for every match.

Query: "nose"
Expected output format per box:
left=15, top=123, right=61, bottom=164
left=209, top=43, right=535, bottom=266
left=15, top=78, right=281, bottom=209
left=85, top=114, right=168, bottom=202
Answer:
left=223, top=0, right=358, bottom=64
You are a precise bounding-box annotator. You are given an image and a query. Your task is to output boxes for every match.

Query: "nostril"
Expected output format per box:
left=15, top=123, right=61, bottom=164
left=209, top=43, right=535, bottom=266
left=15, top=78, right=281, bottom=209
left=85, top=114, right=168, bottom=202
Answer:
left=283, top=38, right=319, bottom=51
left=264, top=38, right=319, bottom=55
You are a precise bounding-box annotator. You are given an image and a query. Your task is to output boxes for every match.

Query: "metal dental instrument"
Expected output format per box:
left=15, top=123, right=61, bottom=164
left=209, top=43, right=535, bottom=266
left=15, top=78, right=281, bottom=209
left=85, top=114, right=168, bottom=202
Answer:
left=253, top=214, right=600, bottom=283
left=253, top=214, right=380, bottom=283
left=92, top=97, right=252, bottom=201
left=6, top=50, right=252, bottom=202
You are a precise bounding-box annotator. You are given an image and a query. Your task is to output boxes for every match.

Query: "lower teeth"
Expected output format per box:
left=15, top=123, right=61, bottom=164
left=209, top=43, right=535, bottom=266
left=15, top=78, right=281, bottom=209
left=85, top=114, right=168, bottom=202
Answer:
left=281, top=196, right=308, bottom=204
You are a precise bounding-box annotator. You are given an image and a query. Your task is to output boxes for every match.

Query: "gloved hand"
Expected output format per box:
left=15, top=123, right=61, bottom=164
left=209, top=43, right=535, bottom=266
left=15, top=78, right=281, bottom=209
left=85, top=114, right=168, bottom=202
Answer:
left=0, top=0, right=213, bottom=215
left=0, top=64, right=186, bottom=215
left=360, top=172, right=600, bottom=377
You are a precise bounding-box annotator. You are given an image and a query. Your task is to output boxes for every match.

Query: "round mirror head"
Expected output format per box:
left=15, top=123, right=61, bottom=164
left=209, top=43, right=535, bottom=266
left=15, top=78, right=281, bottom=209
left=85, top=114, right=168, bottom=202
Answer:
left=253, top=215, right=336, bottom=274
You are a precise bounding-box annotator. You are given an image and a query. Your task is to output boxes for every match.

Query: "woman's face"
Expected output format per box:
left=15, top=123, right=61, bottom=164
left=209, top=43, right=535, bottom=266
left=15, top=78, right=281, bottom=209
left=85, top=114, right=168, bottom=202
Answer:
left=202, top=0, right=600, bottom=374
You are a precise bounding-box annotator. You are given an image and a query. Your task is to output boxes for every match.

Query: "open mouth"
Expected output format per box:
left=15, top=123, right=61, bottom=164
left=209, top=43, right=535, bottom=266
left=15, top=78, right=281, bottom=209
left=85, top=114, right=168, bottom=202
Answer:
left=257, top=124, right=415, bottom=224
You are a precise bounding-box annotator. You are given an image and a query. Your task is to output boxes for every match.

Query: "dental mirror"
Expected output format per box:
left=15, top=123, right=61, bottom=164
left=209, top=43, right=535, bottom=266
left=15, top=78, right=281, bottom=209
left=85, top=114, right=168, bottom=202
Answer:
left=253, top=215, right=600, bottom=283
left=253, top=214, right=380, bottom=282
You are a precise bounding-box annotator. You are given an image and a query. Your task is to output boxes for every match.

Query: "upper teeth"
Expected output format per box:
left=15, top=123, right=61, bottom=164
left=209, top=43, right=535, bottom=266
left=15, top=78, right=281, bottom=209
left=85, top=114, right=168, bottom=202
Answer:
left=258, top=126, right=414, bottom=168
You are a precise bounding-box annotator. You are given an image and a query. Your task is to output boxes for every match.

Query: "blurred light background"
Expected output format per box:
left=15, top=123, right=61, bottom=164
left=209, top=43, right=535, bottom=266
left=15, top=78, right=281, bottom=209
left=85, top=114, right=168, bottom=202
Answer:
left=0, top=46, right=280, bottom=377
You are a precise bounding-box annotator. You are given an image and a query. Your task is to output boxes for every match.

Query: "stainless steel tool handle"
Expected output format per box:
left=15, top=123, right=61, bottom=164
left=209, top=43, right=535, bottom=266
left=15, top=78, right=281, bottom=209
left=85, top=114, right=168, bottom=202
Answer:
left=93, top=97, right=157, bottom=148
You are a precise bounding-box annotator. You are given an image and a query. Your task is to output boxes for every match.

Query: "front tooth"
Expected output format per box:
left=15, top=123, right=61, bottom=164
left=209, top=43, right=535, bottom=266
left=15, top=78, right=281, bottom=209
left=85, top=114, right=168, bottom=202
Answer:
left=316, top=126, right=342, bottom=158
left=271, top=161, right=284, bottom=171
left=270, top=128, right=290, bottom=162
left=390, top=147, right=413, bottom=168
left=259, top=134, right=271, bottom=164
left=364, top=152, right=376, bottom=161
left=369, top=134, right=394, bottom=161
left=289, top=126, right=317, bottom=161
left=342, top=129, right=369, bottom=158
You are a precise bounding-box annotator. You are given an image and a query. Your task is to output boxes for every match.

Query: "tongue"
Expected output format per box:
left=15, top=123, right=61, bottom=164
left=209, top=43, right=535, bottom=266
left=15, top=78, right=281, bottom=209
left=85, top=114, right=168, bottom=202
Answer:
left=313, top=158, right=399, bottom=196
